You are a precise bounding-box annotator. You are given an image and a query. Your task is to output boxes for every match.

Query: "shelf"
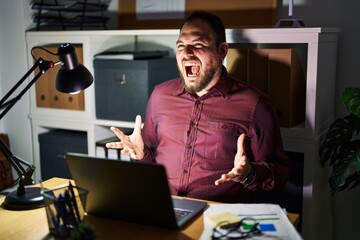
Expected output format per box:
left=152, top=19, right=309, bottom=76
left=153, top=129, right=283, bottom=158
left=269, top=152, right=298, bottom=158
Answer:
left=30, top=0, right=110, bottom=30
left=26, top=28, right=339, bottom=240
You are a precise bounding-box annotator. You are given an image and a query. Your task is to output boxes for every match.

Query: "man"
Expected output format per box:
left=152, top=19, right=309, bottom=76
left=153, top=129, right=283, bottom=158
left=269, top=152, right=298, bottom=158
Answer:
left=106, top=11, right=289, bottom=203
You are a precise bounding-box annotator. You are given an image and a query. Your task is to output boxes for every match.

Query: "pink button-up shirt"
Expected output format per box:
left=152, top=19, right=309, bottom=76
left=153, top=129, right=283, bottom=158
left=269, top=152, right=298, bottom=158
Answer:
left=142, top=67, right=289, bottom=203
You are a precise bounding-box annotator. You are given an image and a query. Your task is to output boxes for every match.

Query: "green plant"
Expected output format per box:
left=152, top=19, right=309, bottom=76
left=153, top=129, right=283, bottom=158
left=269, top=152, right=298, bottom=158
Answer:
left=319, top=87, right=360, bottom=194
left=71, top=222, right=96, bottom=240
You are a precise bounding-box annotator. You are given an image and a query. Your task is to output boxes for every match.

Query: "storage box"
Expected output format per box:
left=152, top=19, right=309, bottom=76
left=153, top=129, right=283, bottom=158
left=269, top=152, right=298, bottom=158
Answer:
left=118, top=0, right=278, bottom=29
left=94, top=57, right=178, bottom=122
left=267, top=49, right=306, bottom=128
left=39, top=130, right=88, bottom=180
left=226, top=48, right=306, bottom=127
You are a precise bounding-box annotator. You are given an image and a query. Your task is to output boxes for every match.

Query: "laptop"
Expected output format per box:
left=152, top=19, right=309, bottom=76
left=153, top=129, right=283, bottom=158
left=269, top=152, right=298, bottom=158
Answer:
left=65, top=153, right=208, bottom=229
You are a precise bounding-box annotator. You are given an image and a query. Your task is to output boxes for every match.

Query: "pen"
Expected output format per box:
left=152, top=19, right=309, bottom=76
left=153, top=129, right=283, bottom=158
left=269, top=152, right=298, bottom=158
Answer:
left=68, top=180, right=81, bottom=222
left=39, top=180, right=60, bottom=229
left=58, top=194, right=70, bottom=227
left=252, top=217, right=280, bottom=221
left=64, top=189, right=78, bottom=227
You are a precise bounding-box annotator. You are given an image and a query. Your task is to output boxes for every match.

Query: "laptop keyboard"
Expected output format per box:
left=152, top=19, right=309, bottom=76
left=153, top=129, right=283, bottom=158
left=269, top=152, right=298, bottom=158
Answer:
left=174, top=208, right=192, bottom=221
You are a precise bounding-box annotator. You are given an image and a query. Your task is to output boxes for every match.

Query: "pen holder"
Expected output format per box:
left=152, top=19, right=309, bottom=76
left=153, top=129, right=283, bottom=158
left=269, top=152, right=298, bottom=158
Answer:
left=42, top=184, right=88, bottom=238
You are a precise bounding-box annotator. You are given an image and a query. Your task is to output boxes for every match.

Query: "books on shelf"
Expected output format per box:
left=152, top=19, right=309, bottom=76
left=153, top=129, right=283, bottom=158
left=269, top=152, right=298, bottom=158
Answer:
left=96, top=129, right=133, bottom=161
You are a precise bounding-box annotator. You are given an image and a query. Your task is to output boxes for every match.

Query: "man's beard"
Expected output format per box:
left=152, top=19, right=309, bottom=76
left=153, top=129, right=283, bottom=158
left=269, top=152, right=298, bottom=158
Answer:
left=180, top=65, right=217, bottom=95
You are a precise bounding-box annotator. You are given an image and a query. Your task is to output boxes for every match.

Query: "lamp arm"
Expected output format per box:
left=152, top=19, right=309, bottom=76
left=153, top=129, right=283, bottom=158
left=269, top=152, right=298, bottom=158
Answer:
left=0, top=139, right=34, bottom=187
left=0, top=58, right=55, bottom=192
left=0, top=58, right=55, bottom=119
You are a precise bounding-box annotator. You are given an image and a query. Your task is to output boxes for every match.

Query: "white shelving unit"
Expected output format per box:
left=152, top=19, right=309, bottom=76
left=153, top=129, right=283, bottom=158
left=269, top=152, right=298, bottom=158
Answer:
left=26, top=28, right=339, bottom=240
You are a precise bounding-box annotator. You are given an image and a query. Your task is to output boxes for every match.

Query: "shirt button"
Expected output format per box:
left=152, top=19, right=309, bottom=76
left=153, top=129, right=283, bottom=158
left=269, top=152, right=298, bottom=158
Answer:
left=183, top=169, right=188, bottom=173
left=186, top=144, right=192, bottom=148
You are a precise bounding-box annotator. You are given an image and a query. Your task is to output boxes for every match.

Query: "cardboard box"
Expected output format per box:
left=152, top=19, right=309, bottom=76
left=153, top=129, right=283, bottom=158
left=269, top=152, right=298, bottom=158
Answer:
left=247, top=49, right=271, bottom=94
left=268, top=49, right=306, bottom=127
left=226, top=48, right=248, bottom=82
left=226, top=48, right=306, bottom=128
left=118, top=0, right=278, bottom=29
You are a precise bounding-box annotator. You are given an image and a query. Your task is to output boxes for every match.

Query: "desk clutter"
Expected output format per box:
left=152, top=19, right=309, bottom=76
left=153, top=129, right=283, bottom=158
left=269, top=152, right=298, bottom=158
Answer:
left=41, top=181, right=93, bottom=238
left=201, top=203, right=303, bottom=239
left=30, top=0, right=110, bottom=30
left=0, top=178, right=301, bottom=239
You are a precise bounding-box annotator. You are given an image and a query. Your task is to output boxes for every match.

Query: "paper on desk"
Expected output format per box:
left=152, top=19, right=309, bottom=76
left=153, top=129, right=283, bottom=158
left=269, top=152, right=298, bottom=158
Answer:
left=200, top=203, right=302, bottom=240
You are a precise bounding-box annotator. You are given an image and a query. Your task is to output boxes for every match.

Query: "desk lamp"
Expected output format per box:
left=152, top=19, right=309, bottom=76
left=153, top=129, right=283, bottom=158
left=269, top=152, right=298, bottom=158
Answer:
left=0, top=43, right=93, bottom=210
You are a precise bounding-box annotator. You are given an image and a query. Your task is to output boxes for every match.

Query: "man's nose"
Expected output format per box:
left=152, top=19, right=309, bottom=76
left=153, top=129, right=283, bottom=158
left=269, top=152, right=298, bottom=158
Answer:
left=184, top=45, right=195, bottom=56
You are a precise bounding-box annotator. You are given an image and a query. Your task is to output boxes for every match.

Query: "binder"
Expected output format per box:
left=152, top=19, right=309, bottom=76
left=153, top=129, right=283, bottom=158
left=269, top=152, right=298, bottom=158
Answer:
left=268, top=49, right=306, bottom=127
left=226, top=48, right=248, bottom=82
left=247, top=49, right=270, bottom=94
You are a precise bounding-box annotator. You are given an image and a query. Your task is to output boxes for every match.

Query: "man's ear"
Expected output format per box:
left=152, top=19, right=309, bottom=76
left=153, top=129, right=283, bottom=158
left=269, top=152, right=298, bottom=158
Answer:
left=219, top=42, right=229, bottom=60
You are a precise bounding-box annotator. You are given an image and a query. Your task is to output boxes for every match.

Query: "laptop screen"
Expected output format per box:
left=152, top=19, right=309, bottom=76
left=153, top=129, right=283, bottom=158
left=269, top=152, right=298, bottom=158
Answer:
left=66, top=153, right=207, bottom=228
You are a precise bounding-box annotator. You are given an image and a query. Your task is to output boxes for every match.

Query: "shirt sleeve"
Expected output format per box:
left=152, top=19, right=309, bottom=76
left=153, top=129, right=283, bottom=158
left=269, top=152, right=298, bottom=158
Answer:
left=244, top=96, right=289, bottom=191
left=141, top=90, right=158, bottom=163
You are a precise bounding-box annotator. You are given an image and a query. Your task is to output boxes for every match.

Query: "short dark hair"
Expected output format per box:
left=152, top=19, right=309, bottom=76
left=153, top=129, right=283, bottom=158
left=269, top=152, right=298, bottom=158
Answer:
left=181, top=11, right=226, bottom=46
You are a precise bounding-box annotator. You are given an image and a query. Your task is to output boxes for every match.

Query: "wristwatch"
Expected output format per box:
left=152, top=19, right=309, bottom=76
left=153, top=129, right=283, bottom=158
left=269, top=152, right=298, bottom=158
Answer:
left=240, top=164, right=255, bottom=185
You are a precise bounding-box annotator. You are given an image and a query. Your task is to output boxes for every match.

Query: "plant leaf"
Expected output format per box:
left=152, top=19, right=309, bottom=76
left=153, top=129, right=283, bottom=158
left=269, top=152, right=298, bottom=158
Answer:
left=342, top=87, right=360, bottom=117
left=319, top=114, right=358, bottom=165
left=329, top=140, right=360, bottom=193
left=320, top=87, right=360, bottom=194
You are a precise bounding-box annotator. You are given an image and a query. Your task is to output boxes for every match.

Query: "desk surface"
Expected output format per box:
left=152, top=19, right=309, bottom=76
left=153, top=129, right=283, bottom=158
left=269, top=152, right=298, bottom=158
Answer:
left=0, top=177, right=299, bottom=240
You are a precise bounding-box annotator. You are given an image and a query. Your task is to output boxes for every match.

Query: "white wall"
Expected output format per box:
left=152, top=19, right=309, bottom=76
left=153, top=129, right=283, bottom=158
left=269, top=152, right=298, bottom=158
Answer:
left=0, top=1, right=359, bottom=239
left=0, top=0, right=33, bottom=178
left=0, top=0, right=118, bottom=176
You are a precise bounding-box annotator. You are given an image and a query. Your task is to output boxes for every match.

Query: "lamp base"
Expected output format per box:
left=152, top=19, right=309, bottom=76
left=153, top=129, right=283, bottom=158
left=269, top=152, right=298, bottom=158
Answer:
left=273, top=18, right=306, bottom=28
left=2, top=187, right=44, bottom=210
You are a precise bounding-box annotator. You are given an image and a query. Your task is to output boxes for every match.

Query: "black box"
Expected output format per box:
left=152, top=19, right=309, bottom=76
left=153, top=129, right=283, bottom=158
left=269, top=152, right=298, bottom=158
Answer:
left=39, top=129, right=87, bottom=180
left=94, top=57, right=178, bottom=121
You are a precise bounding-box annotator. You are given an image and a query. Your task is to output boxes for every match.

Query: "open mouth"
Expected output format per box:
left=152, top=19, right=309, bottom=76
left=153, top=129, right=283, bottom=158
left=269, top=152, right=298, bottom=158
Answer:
left=184, top=62, right=200, bottom=77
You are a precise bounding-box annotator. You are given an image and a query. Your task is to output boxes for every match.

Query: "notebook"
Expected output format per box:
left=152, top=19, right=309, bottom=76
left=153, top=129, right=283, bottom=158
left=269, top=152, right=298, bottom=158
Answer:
left=65, top=153, right=208, bottom=229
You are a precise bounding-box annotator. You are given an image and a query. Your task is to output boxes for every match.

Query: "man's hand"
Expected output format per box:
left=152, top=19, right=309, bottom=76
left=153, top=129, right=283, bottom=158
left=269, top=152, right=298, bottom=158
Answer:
left=105, top=115, right=145, bottom=160
left=215, top=133, right=253, bottom=185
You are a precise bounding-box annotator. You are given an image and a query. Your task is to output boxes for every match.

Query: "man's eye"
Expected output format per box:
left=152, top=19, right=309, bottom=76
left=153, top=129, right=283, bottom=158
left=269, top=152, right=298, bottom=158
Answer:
left=177, top=44, right=185, bottom=50
left=194, top=43, right=204, bottom=48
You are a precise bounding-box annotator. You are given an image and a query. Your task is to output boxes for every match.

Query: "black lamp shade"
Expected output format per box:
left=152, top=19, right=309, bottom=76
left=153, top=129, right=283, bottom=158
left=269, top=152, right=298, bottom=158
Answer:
left=56, top=43, right=93, bottom=93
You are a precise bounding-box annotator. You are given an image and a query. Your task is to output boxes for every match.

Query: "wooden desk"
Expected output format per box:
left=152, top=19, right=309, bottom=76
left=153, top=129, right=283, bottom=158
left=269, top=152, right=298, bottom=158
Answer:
left=0, top=177, right=299, bottom=239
